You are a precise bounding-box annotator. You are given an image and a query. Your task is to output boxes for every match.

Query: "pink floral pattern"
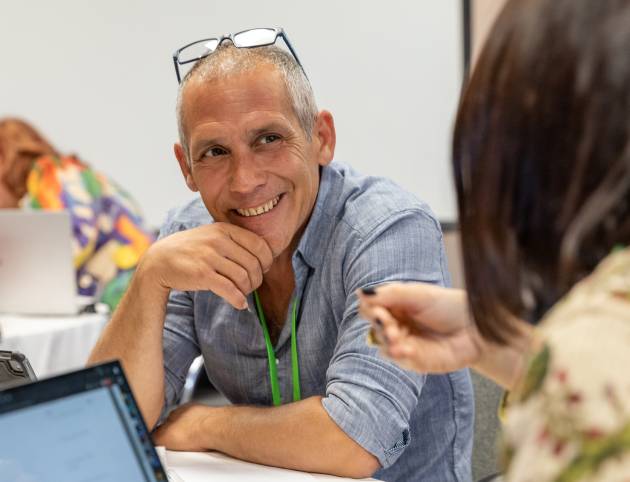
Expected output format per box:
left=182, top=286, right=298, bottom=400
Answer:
left=502, top=248, right=630, bottom=481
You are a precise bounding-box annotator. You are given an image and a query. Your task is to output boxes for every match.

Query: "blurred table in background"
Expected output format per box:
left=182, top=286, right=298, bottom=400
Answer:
left=0, top=312, right=108, bottom=378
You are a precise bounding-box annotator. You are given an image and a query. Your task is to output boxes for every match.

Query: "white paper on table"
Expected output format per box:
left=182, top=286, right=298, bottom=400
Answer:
left=158, top=449, right=319, bottom=482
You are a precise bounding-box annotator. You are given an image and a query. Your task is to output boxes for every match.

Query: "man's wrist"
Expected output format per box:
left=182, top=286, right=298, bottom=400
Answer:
left=197, top=406, right=228, bottom=451
left=135, top=248, right=171, bottom=297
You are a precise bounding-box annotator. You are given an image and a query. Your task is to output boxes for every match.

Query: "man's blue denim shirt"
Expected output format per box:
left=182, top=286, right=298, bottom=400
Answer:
left=159, top=161, right=474, bottom=482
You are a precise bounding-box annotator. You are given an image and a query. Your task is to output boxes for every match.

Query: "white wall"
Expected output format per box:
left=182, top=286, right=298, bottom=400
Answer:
left=0, top=0, right=463, bottom=227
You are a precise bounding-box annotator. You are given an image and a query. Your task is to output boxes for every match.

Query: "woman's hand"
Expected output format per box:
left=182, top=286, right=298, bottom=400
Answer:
left=358, top=283, right=483, bottom=373
left=358, top=282, right=533, bottom=389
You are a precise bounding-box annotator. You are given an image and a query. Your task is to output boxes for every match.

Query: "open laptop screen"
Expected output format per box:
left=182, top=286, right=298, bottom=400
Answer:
left=0, top=210, right=78, bottom=315
left=0, top=361, right=167, bottom=481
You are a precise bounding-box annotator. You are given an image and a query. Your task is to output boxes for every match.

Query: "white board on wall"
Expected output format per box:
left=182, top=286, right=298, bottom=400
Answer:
left=0, top=0, right=463, bottom=226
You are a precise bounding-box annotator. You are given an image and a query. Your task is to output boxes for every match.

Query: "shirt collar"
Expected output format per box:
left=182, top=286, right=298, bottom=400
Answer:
left=293, top=163, right=343, bottom=269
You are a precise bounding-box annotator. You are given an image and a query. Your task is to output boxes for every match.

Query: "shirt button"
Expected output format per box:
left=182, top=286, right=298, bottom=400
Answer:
left=276, top=358, right=279, bottom=365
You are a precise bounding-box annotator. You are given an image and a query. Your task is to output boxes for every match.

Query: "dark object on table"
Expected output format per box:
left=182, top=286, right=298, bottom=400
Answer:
left=0, top=350, right=36, bottom=389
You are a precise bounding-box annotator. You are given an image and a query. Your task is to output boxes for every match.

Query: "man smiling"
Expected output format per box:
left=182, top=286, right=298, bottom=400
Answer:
left=89, top=30, right=473, bottom=481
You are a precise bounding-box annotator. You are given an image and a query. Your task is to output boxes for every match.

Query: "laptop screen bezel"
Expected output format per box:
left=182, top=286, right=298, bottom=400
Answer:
left=0, top=360, right=169, bottom=481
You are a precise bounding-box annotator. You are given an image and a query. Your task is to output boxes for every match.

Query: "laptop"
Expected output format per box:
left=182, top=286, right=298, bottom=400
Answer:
left=0, top=361, right=172, bottom=482
left=0, top=210, right=79, bottom=315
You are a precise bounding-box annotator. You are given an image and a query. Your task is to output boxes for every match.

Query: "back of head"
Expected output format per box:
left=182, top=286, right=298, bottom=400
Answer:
left=0, top=118, right=57, bottom=204
left=454, top=0, right=630, bottom=342
left=176, top=42, right=318, bottom=162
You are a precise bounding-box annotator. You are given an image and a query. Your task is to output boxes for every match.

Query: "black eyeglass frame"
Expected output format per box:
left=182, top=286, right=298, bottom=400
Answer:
left=172, top=27, right=306, bottom=83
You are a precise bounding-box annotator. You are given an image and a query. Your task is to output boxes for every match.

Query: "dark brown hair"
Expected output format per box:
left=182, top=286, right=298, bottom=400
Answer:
left=454, top=0, right=630, bottom=343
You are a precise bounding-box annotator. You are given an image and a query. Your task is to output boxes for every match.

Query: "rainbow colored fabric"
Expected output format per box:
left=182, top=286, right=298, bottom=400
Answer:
left=25, top=154, right=155, bottom=309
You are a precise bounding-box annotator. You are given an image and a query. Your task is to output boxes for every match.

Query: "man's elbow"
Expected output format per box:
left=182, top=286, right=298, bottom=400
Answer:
left=343, top=447, right=381, bottom=479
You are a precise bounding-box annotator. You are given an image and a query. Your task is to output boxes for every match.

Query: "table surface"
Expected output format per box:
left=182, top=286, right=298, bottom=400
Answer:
left=162, top=449, right=377, bottom=482
left=0, top=312, right=109, bottom=378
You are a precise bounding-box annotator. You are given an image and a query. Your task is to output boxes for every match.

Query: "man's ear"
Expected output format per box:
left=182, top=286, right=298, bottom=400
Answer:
left=174, top=143, right=198, bottom=192
left=313, top=110, right=336, bottom=167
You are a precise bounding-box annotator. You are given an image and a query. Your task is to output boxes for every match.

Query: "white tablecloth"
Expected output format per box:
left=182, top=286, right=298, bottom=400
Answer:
left=161, top=449, right=377, bottom=482
left=0, top=312, right=109, bottom=378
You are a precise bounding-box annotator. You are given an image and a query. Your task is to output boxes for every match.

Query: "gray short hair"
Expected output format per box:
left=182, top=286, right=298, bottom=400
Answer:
left=176, top=43, right=318, bottom=164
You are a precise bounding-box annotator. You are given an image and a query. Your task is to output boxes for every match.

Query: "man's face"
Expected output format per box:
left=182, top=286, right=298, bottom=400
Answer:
left=175, top=65, right=335, bottom=259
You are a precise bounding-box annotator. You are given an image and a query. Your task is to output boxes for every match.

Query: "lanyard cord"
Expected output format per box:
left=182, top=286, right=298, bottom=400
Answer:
left=253, top=290, right=301, bottom=406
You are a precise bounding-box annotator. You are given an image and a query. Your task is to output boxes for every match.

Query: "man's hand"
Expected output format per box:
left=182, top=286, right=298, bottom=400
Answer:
left=89, top=223, right=273, bottom=428
left=144, top=222, right=274, bottom=309
left=151, top=397, right=379, bottom=478
left=153, top=403, right=212, bottom=452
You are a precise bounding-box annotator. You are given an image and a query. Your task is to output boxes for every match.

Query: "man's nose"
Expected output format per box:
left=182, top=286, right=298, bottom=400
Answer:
left=228, top=151, right=266, bottom=194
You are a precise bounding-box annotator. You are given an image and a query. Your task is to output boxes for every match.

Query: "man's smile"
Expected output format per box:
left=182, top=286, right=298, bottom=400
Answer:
left=234, top=194, right=282, bottom=217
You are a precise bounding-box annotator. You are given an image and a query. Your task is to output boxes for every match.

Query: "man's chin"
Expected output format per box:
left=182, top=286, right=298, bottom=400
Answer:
left=265, top=236, right=290, bottom=260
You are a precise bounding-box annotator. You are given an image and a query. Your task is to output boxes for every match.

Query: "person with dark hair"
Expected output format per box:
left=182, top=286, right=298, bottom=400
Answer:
left=359, top=0, right=630, bottom=479
left=0, top=118, right=155, bottom=309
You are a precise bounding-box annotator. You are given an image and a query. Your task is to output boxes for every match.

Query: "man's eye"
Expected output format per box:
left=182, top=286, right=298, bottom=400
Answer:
left=259, top=134, right=281, bottom=145
left=204, top=146, right=227, bottom=157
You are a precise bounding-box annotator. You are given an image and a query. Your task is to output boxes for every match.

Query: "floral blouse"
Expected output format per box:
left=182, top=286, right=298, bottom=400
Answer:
left=23, top=154, right=154, bottom=309
left=503, top=247, right=630, bottom=481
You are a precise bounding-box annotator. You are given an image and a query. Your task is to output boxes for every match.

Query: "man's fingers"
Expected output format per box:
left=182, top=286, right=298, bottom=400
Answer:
left=208, top=255, right=254, bottom=296
left=220, top=223, right=274, bottom=273
left=212, top=244, right=264, bottom=293
left=152, top=431, right=163, bottom=446
left=204, top=272, right=249, bottom=310
left=153, top=224, right=268, bottom=307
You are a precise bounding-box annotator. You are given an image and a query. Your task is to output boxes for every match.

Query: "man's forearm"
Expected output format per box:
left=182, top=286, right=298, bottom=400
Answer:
left=198, top=396, right=379, bottom=478
left=88, top=259, right=170, bottom=428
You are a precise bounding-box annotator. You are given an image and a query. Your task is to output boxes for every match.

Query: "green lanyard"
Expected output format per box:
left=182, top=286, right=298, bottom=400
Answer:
left=253, top=290, right=301, bottom=406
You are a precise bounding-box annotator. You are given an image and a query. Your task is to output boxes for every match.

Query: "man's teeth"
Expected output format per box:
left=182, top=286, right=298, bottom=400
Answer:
left=236, top=196, right=280, bottom=217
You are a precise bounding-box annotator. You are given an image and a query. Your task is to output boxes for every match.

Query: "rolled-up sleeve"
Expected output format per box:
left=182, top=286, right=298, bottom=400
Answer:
left=322, top=334, right=424, bottom=467
left=157, top=211, right=202, bottom=415
left=322, top=208, right=449, bottom=468
left=162, top=289, right=199, bottom=410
